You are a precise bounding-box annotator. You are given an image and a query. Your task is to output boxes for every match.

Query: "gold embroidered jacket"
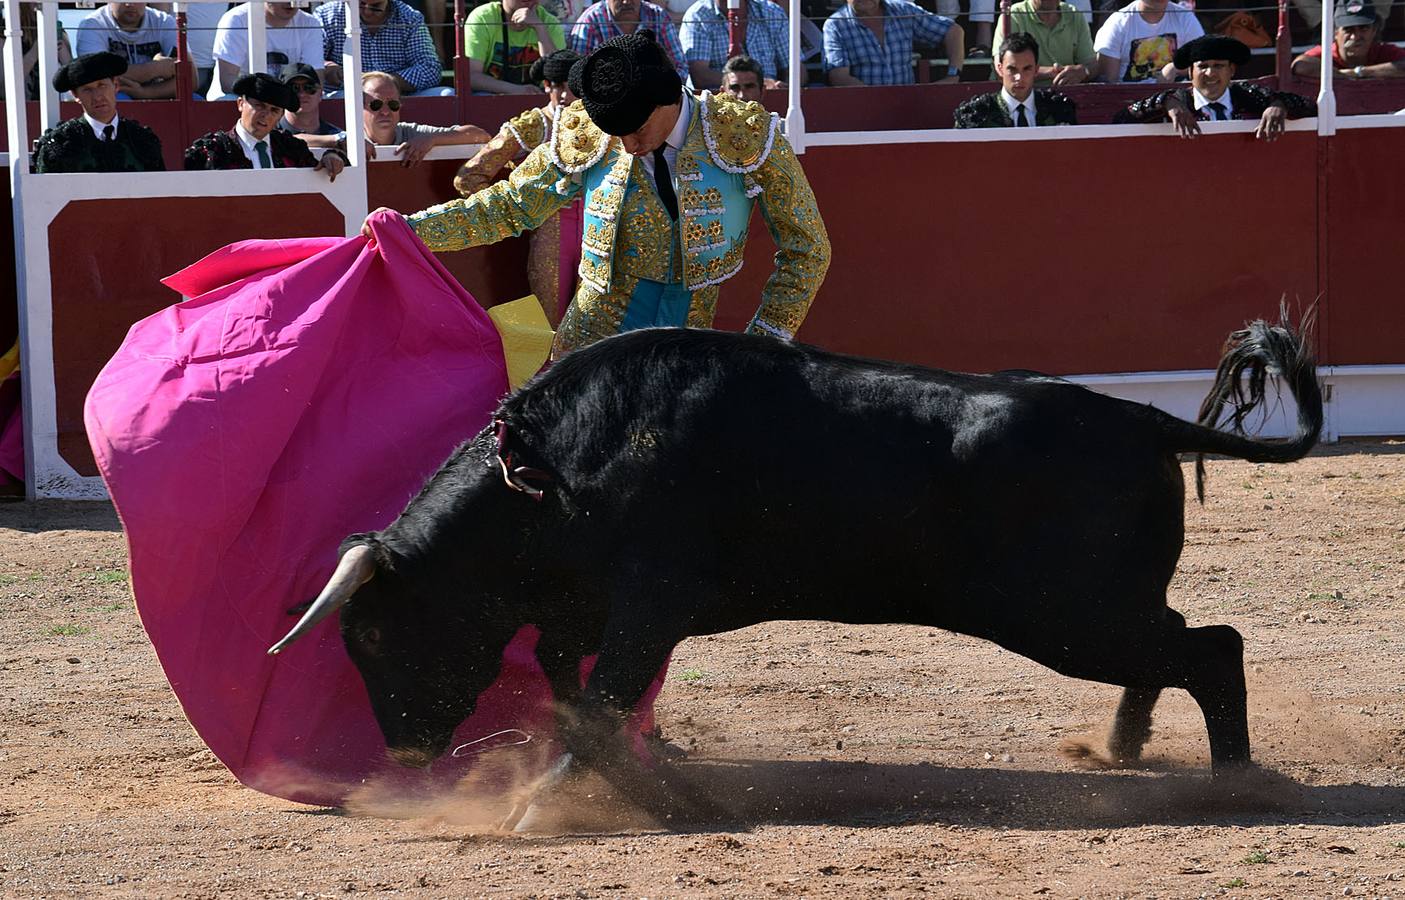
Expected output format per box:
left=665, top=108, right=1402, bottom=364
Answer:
left=409, top=93, right=830, bottom=354
left=452, top=105, right=552, bottom=198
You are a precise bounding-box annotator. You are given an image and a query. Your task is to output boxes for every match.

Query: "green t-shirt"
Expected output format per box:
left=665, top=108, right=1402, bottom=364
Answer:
left=464, top=2, right=566, bottom=85
left=993, top=1, right=1096, bottom=77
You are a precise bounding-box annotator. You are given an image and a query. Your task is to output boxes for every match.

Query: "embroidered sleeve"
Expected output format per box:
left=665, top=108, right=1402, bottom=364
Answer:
left=127, top=121, right=167, bottom=171
left=453, top=122, right=523, bottom=198
left=1250, top=83, right=1317, bottom=120
left=505, top=107, right=548, bottom=150
left=746, top=131, right=830, bottom=341
left=1115, top=89, right=1174, bottom=125
left=408, top=143, right=580, bottom=252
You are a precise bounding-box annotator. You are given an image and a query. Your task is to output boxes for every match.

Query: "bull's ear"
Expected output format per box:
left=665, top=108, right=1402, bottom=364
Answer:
left=267, top=542, right=378, bottom=655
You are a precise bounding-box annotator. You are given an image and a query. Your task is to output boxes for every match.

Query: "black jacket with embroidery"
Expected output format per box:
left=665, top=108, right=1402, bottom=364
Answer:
left=953, top=90, right=1079, bottom=129
left=32, top=117, right=165, bottom=173
left=1114, top=82, right=1317, bottom=124
left=183, top=127, right=329, bottom=170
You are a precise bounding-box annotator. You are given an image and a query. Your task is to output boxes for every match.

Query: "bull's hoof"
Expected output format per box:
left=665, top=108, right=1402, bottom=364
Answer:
left=498, top=752, right=575, bottom=833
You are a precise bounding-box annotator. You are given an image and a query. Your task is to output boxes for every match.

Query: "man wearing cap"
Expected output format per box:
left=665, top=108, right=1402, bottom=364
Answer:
left=454, top=48, right=583, bottom=325
left=954, top=33, right=1079, bottom=128
left=183, top=72, right=348, bottom=179
left=1291, top=0, right=1405, bottom=80
left=383, top=30, right=829, bottom=359
left=1118, top=35, right=1315, bottom=139
left=279, top=64, right=343, bottom=138
left=33, top=51, right=165, bottom=173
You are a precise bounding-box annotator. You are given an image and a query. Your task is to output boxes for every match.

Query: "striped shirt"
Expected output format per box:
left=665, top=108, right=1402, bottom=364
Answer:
left=569, top=1, right=689, bottom=80
left=822, top=0, right=953, bottom=85
left=316, top=0, right=444, bottom=93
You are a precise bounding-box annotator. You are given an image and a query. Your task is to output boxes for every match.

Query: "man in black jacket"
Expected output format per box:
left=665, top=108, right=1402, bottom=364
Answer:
left=954, top=33, right=1078, bottom=129
left=1115, top=35, right=1316, bottom=140
left=184, top=72, right=347, bottom=177
left=32, top=52, right=165, bottom=173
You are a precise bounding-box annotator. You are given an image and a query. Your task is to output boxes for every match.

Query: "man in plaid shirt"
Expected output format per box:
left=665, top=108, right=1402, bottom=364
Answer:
left=570, top=0, right=688, bottom=79
left=316, top=0, right=448, bottom=95
left=824, top=0, right=964, bottom=85
left=679, top=0, right=803, bottom=89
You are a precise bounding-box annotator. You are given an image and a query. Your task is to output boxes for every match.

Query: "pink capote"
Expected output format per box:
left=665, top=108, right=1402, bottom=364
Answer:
left=84, top=213, right=659, bottom=807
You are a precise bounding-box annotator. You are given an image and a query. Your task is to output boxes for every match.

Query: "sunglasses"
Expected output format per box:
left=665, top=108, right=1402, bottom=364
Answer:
left=291, top=81, right=320, bottom=94
left=365, top=98, right=401, bottom=112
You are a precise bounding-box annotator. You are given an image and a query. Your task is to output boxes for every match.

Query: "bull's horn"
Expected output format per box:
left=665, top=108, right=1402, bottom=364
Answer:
left=266, top=544, right=377, bottom=655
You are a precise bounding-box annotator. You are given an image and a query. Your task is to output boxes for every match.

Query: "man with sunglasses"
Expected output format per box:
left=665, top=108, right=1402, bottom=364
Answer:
left=184, top=72, right=349, bottom=179
left=358, top=71, right=491, bottom=164
left=280, top=64, right=343, bottom=138
left=378, top=30, right=830, bottom=360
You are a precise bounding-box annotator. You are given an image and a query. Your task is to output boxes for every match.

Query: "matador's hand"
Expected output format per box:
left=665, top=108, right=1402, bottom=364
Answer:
left=361, top=207, right=404, bottom=241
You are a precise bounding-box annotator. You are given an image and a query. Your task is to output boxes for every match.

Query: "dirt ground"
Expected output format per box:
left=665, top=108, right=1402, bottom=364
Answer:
left=2, top=443, right=1404, bottom=899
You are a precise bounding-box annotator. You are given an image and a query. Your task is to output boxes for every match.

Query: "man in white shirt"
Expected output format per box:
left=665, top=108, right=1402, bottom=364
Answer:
left=74, top=2, right=180, bottom=98
left=1094, top=0, right=1204, bottom=82
left=208, top=2, right=325, bottom=99
left=953, top=32, right=1079, bottom=128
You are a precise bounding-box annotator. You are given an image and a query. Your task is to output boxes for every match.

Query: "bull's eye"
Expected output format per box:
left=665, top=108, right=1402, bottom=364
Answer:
left=361, top=627, right=382, bottom=653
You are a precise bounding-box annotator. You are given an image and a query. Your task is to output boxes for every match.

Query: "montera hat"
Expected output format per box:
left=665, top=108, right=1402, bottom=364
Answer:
left=1173, top=34, right=1252, bottom=69
left=232, top=72, right=301, bottom=113
left=568, top=30, right=682, bottom=136
left=52, top=51, right=127, bottom=93
left=530, top=48, right=582, bottom=86
left=281, top=62, right=321, bottom=88
left=1335, top=0, right=1378, bottom=26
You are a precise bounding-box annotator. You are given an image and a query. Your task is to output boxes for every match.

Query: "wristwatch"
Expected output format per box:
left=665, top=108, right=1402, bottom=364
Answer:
left=1354, top=65, right=1365, bottom=78
left=946, top=65, right=961, bottom=77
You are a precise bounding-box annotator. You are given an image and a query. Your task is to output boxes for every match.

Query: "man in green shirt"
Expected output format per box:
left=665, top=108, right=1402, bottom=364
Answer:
left=993, top=0, right=1096, bottom=84
left=465, top=0, right=567, bottom=94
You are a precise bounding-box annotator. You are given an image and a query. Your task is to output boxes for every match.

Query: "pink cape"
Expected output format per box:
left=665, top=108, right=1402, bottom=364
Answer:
left=84, top=213, right=658, bottom=807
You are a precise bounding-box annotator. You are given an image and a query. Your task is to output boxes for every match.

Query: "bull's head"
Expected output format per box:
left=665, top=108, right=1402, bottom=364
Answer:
left=267, top=536, right=512, bottom=766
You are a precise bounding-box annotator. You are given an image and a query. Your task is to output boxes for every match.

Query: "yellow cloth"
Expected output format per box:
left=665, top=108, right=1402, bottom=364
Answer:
left=488, top=296, right=555, bottom=390
left=0, top=340, right=19, bottom=382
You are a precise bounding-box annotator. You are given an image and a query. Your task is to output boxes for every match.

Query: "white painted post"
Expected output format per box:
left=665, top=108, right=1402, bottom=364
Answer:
left=785, top=0, right=805, bottom=153
left=1317, top=0, right=1336, bottom=135
left=37, top=1, right=59, bottom=130
left=341, top=0, right=368, bottom=235
left=248, top=0, right=268, bottom=74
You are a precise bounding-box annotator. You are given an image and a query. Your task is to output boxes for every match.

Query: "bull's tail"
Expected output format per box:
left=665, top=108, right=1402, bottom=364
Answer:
left=1166, top=305, right=1323, bottom=502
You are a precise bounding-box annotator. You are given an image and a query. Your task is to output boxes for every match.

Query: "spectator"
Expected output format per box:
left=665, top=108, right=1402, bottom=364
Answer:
left=823, top=0, right=964, bottom=86
left=279, top=64, right=342, bottom=137
left=1290, top=0, right=1405, bottom=80
left=347, top=70, right=491, bottom=166
left=721, top=54, right=765, bottom=101
left=993, top=0, right=1096, bottom=84
left=316, top=0, right=448, bottom=96
left=209, top=2, right=324, bottom=100
left=1291, top=0, right=1390, bottom=32
left=679, top=0, right=802, bottom=89
left=184, top=1, right=227, bottom=96
left=0, top=3, right=72, bottom=101
left=954, top=32, right=1078, bottom=126
left=1118, top=36, right=1316, bottom=138
left=464, top=0, right=567, bottom=94
left=184, top=72, right=348, bottom=178
left=570, top=0, right=687, bottom=79
left=74, top=2, right=179, bottom=99
left=32, top=52, right=165, bottom=172
left=1094, top=0, right=1203, bottom=83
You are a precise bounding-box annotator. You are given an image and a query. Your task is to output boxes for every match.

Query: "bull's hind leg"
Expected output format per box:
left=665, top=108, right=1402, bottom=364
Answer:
left=1179, top=623, right=1250, bottom=770
left=1108, top=687, right=1161, bottom=764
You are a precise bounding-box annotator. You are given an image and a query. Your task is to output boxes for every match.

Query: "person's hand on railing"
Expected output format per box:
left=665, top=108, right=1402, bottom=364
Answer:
left=1164, top=96, right=1201, bottom=139
left=395, top=134, right=439, bottom=167
left=1255, top=103, right=1287, bottom=142
left=316, top=151, right=346, bottom=182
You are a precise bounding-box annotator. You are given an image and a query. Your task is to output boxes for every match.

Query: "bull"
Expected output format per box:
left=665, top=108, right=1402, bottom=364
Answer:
left=270, top=316, right=1321, bottom=824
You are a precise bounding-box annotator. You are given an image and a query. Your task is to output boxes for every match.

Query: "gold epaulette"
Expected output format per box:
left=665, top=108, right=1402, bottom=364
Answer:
left=504, top=106, right=549, bottom=151
left=548, top=101, right=612, bottom=174
left=699, top=91, right=780, bottom=174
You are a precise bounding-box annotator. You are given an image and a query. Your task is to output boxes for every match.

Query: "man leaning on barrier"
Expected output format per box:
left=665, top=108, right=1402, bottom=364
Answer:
left=954, top=33, right=1078, bottom=127
left=33, top=52, right=165, bottom=173
left=368, top=30, right=830, bottom=360
left=1116, top=36, right=1316, bottom=140
left=1290, top=0, right=1405, bottom=81
left=184, top=73, right=349, bottom=178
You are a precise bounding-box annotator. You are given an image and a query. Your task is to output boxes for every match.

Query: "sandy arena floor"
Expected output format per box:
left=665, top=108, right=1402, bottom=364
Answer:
left=2, top=444, right=1403, bottom=899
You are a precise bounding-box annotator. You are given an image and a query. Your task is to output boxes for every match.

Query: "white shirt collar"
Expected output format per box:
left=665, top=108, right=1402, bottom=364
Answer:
left=1192, top=86, right=1233, bottom=117
left=1001, top=88, right=1037, bottom=123
left=234, top=120, right=274, bottom=166
left=83, top=111, right=120, bottom=140
left=665, top=92, right=692, bottom=153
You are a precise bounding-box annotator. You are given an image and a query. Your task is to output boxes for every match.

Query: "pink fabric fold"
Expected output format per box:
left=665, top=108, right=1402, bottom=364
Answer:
left=84, top=212, right=657, bottom=807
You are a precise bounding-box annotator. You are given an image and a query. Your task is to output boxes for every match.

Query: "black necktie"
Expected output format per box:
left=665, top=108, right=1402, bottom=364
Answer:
left=102, top=124, right=114, bottom=142
left=1016, top=104, right=1029, bottom=127
left=1207, top=101, right=1227, bottom=121
left=652, top=145, right=678, bottom=220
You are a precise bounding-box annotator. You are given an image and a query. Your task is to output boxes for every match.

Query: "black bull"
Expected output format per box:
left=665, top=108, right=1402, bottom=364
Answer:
left=271, top=318, right=1322, bottom=804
